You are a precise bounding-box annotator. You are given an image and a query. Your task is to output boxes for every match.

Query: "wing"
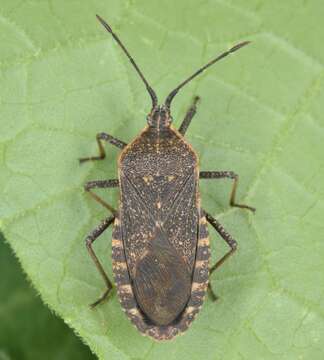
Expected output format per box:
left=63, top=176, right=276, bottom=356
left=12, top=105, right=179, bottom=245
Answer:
left=132, top=226, right=192, bottom=325
left=119, top=171, right=199, bottom=325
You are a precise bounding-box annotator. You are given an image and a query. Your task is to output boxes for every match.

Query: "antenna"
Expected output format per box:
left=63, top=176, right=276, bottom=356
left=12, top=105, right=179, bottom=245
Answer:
left=96, top=15, right=158, bottom=108
left=164, top=41, right=250, bottom=109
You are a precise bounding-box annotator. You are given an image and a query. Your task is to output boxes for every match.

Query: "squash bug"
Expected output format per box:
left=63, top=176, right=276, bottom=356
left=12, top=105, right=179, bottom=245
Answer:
left=80, top=15, right=255, bottom=341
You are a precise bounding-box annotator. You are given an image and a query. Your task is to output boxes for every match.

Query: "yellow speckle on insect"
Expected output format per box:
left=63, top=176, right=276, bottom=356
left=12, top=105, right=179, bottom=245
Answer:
left=128, top=308, right=140, bottom=316
left=199, top=237, right=209, bottom=246
left=143, top=175, right=153, bottom=184
left=120, top=284, right=132, bottom=294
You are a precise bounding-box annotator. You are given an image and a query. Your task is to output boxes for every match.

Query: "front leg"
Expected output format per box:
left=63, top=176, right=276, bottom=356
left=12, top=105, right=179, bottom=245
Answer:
left=79, top=132, right=127, bottom=163
left=200, top=171, right=255, bottom=212
left=178, top=96, right=200, bottom=136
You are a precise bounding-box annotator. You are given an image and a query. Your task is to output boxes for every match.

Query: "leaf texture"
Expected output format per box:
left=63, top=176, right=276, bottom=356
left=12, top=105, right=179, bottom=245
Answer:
left=0, top=1, right=324, bottom=359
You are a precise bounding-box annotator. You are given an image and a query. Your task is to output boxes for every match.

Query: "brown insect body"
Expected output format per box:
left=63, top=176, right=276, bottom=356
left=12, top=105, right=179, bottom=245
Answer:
left=111, top=109, right=210, bottom=338
left=81, top=15, right=255, bottom=342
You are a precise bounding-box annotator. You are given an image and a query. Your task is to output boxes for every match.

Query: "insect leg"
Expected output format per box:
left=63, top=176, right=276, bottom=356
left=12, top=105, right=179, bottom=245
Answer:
left=84, top=179, right=119, bottom=215
left=85, top=214, right=115, bottom=308
left=204, top=210, right=237, bottom=300
left=200, top=171, right=255, bottom=212
left=208, top=283, right=218, bottom=302
left=178, top=96, right=200, bottom=136
left=79, top=132, right=127, bottom=163
left=204, top=211, right=237, bottom=273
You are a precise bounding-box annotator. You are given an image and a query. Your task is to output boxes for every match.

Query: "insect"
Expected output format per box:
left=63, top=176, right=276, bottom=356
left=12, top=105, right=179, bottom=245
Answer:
left=80, top=15, right=255, bottom=341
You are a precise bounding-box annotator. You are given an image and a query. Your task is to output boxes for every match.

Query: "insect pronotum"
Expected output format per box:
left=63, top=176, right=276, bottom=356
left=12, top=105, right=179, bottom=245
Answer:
left=80, top=15, right=255, bottom=341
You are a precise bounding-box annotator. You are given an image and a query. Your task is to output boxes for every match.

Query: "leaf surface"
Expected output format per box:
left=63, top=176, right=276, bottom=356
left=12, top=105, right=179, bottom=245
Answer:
left=0, top=234, right=94, bottom=359
left=1, top=1, right=324, bottom=359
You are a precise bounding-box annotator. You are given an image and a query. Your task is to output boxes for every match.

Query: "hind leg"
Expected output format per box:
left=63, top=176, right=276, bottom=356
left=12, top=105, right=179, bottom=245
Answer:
left=85, top=215, right=115, bottom=308
left=203, top=210, right=238, bottom=301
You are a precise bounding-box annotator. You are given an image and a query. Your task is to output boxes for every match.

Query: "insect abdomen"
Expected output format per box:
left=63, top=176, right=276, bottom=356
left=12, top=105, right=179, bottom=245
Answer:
left=111, top=210, right=210, bottom=340
left=132, top=227, right=192, bottom=325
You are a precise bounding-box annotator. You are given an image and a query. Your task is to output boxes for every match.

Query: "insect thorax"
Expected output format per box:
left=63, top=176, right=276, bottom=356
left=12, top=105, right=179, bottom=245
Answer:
left=119, top=125, right=197, bottom=177
left=147, top=105, right=172, bottom=128
left=118, top=124, right=199, bottom=271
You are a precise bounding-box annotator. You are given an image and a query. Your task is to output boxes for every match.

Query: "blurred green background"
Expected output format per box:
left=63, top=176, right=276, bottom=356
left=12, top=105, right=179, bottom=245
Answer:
left=0, top=234, right=94, bottom=359
left=1, top=0, right=324, bottom=359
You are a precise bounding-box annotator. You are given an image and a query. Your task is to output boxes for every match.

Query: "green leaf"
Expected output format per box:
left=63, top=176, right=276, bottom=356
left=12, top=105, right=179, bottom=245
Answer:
left=0, top=234, right=94, bottom=359
left=1, top=1, right=324, bottom=359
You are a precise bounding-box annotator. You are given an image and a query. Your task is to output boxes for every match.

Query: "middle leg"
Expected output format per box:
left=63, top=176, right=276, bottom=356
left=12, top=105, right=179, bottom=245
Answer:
left=84, top=179, right=119, bottom=215
left=200, top=171, right=255, bottom=212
